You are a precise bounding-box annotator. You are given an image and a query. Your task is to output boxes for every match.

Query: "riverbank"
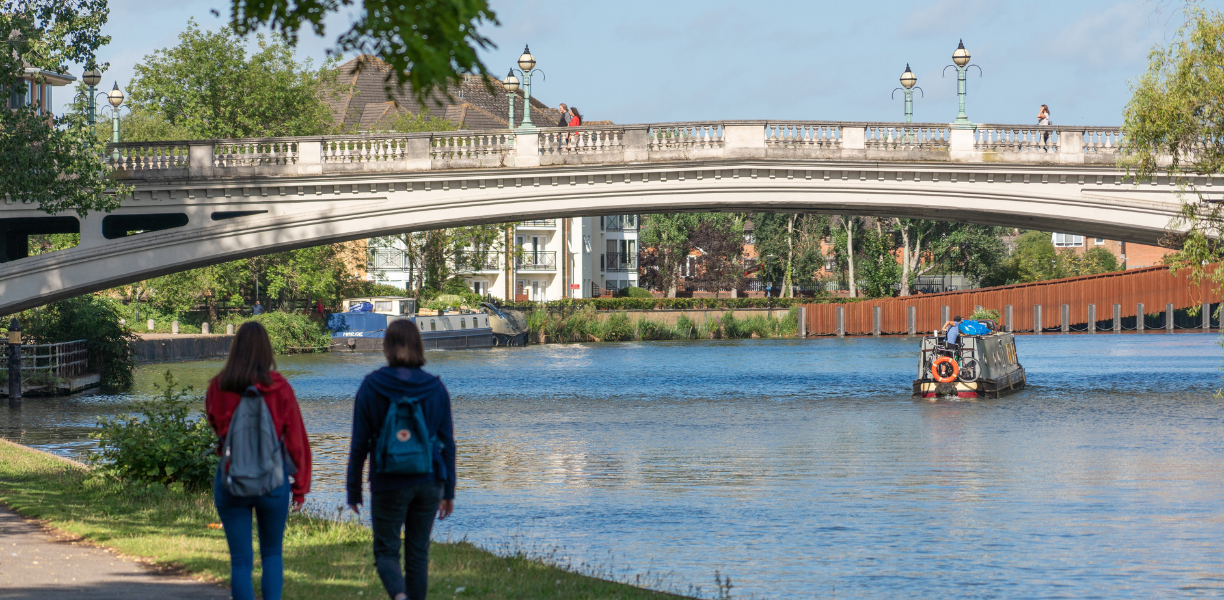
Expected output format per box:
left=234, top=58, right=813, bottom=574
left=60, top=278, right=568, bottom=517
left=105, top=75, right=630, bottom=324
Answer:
left=0, top=440, right=687, bottom=599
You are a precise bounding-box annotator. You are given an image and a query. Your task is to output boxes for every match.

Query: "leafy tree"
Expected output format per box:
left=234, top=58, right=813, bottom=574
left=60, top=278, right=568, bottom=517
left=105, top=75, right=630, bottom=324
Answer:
left=687, top=216, right=745, bottom=296
left=1081, top=246, right=1121, bottom=274
left=1013, top=230, right=1058, bottom=282
left=1123, top=6, right=1224, bottom=297
left=127, top=20, right=337, bottom=139
left=1, top=1, right=126, bottom=217
left=20, top=295, right=136, bottom=392
left=830, top=216, right=863, bottom=296
left=225, top=0, right=499, bottom=105
left=856, top=224, right=901, bottom=298
left=753, top=213, right=829, bottom=297
left=640, top=213, right=698, bottom=297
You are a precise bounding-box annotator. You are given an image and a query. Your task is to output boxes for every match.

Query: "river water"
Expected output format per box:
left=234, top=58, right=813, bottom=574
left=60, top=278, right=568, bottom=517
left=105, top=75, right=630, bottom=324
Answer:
left=4, top=334, right=1223, bottom=598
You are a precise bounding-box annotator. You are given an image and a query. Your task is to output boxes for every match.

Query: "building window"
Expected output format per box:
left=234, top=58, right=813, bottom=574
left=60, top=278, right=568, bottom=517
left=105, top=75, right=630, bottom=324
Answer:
left=1094, top=238, right=1105, bottom=245
left=460, top=318, right=467, bottom=329
left=1052, top=233, right=1084, bottom=247
left=430, top=320, right=436, bottom=331
left=744, top=232, right=755, bottom=244
left=825, top=258, right=835, bottom=272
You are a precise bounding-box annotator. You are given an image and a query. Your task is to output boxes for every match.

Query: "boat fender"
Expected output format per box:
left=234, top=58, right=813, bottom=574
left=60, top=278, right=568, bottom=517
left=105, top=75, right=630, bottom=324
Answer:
left=931, top=356, right=958, bottom=383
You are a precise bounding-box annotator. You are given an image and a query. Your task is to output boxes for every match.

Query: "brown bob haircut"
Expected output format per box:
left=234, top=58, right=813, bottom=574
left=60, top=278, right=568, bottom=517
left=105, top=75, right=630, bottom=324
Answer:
left=216, top=321, right=277, bottom=392
left=384, top=318, right=426, bottom=369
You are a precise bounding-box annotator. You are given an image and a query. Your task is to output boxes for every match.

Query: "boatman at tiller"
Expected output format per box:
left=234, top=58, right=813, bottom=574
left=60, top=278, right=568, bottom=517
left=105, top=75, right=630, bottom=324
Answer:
left=942, top=316, right=963, bottom=349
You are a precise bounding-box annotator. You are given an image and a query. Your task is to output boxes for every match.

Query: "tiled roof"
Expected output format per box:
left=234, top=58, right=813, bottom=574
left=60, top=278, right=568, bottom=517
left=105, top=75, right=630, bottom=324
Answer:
left=325, top=55, right=593, bottom=131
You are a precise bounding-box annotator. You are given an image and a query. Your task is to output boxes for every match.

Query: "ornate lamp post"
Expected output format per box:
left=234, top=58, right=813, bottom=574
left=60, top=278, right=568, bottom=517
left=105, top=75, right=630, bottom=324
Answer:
left=503, top=69, right=520, bottom=129
left=81, top=68, right=101, bottom=127
left=891, top=64, right=923, bottom=123
left=942, top=40, right=981, bottom=127
left=103, top=81, right=125, bottom=161
left=508, top=45, right=544, bottom=130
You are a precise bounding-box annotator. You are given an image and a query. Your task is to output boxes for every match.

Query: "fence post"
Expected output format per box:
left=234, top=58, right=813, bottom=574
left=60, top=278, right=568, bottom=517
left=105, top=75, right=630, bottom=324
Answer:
left=1087, top=304, right=1096, bottom=333
left=147, top=319, right=155, bottom=331
left=872, top=306, right=881, bottom=337
left=1137, top=303, right=1145, bottom=332
left=1114, top=304, right=1121, bottom=333
left=226, top=323, right=235, bottom=335
left=941, top=305, right=950, bottom=325
left=201, top=322, right=210, bottom=335
left=172, top=320, right=180, bottom=335
left=797, top=307, right=807, bottom=338
left=1166, top=302, right=1174, bottom=332
left=907, top=305, right=916, bottom=336
left=1205, top=303, right=1212, bottom=332
left=1061, top=304, right=1070, bottom=333
left=7, top=318, right=20, bottom=409
left=1005, top=305, right=1013, bottom=333
left=1034, top=305, right=1043, bottom=334
left=836, top=306, right=845, bottom=338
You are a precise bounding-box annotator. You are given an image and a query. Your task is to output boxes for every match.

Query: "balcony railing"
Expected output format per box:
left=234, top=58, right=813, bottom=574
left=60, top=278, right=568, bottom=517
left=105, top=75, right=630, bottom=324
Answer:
left=605, top=252, right=637, bottom=272
left=454, top=250, right=501, bottom=272
left=604, top=216, right=639, bottom=232
left=518, top=219, right=557, bottom=228
left=515, top=251, right=556, bottom=271
left=371, top=248, right=410, bottom=270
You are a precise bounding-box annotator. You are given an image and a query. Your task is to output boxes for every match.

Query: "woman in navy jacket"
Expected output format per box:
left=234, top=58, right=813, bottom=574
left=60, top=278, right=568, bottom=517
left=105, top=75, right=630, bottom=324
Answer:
left=347, top=319, right=455, bottom=600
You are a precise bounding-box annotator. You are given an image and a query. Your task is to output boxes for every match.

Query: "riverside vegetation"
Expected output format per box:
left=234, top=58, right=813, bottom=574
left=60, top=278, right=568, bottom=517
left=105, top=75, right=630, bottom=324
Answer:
left=0, top=373, right=697, bottom=599
left=525, top=306, right=801, bottom=343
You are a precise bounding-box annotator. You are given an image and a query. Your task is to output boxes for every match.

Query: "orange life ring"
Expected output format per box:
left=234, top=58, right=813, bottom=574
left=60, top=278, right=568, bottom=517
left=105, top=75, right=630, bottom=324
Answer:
left=931, top=356, right=959, bottom=383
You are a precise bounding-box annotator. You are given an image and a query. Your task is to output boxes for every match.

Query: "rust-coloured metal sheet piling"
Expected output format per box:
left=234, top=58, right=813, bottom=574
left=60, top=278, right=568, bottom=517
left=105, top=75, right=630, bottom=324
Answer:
left=802, top=265, right=1221, bottom=336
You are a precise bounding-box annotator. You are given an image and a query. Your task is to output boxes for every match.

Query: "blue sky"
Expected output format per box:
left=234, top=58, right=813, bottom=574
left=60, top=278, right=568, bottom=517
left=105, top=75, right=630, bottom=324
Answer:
left=65, top=0, right=1212, bottom=126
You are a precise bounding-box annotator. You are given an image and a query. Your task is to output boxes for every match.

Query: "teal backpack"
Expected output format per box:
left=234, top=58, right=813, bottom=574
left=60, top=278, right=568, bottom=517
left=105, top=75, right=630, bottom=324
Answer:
left=374, top=395, right=434, bottom=475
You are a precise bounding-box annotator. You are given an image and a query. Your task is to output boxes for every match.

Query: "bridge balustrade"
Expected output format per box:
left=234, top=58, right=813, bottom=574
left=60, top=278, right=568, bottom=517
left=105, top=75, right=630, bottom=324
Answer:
left=102, top=119, right=1129, bottom=180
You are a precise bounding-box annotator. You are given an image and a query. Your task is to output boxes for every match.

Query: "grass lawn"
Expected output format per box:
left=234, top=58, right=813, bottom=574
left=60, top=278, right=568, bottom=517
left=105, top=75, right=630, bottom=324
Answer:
left=0, top=439, right=689, bottom=599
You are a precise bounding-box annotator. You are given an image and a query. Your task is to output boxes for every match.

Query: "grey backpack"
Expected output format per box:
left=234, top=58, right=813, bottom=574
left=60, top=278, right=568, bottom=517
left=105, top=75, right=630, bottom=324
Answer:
left=222, top=385, right=296, bottom=497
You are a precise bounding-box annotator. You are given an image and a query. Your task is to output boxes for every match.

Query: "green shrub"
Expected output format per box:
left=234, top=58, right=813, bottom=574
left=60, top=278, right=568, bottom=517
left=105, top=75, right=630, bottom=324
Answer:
left=89, top=371, right=218, bottom=492
left=17, top=295, right=137, bottom=393
left=971, top=307, right=1002, bottom=321
left=222, top=311, right=331, bottom=354
left=600, top=312, right=636, bottom=341
left=617, top=286, right=654, bottom=298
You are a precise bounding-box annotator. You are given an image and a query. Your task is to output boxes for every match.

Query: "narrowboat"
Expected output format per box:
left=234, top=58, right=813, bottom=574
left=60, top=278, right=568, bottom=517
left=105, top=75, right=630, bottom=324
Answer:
left=912, top=320, right=1026, bottom=399
left=327, top=297, right=526, bottom=351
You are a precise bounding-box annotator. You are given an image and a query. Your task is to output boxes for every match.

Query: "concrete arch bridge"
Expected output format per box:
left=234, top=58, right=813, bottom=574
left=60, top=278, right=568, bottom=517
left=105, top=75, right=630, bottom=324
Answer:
left=0, top=120, right=1194, bottom=315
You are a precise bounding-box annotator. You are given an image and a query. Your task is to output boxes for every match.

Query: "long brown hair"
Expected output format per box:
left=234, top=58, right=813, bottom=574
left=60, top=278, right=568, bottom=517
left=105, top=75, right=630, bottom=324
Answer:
left=384, top=318, right=426, bottom=369
left=216, top=321, right=276, bottom=392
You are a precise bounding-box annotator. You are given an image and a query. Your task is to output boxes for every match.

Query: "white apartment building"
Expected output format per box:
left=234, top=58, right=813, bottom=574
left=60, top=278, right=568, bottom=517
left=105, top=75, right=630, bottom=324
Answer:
left=368, top=215, right=639, bottom=301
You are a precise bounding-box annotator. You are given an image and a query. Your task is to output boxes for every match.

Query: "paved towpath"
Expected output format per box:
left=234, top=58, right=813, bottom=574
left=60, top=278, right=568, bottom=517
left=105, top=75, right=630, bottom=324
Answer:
left=0, top=505, right=229, bottom=599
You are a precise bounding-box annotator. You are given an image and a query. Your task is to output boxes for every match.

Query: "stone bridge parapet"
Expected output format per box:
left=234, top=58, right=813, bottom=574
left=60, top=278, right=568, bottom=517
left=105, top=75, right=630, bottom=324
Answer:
left=103, top=121, right=1126, bottom=182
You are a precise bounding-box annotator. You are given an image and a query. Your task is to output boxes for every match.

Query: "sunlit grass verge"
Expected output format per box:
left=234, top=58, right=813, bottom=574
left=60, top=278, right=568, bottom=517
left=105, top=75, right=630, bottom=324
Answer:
left=0, top=440, right=690, bottom=599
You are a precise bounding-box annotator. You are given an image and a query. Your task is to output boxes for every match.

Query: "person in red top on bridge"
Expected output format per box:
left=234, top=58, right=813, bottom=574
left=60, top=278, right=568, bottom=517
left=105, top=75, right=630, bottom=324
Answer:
left=206, top=321, right=313, bottom=600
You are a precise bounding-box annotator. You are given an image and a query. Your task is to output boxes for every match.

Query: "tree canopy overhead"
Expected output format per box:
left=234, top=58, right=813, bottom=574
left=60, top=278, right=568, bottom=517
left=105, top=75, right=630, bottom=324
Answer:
left=127, top=20, right=337, bottom=139
left=224, top=0, right=498, bottom=104
left=0, top=0, right=122, bottom=216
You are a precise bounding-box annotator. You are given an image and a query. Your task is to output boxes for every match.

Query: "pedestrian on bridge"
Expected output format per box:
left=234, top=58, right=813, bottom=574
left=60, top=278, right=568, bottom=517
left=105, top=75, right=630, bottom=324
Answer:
left=1038, top=104, right=1051, bottom=148
left=347, top=318, right=456, bottom=600
left=206, top=321, right=313, bottom=600
left=556, top=103, right=570, bottom=128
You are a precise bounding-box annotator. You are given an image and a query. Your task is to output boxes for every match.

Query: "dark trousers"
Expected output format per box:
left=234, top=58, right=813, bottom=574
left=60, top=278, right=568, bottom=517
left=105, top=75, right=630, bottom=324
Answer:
left=213, top=467, right=290, bottom=600
left=372, top=482, right=443, bottom=600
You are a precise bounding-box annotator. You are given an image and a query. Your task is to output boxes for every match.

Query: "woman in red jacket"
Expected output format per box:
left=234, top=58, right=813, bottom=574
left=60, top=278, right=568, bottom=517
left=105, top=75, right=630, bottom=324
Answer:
left=206, top=322, right=312, bottom=600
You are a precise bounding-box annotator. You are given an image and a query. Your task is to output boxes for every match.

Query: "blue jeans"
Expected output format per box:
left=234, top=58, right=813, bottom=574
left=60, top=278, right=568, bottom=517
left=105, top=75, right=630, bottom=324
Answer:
left=371, top=482, right=443, bottom=600
left=213, top=466, right=290, bottom=600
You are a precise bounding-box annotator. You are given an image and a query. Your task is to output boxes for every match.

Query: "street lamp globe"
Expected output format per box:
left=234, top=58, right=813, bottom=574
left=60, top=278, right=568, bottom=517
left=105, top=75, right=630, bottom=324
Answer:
left=900, top=64, right=917, bottom=89
left=82, top=68, right=101, bottom=87
left=107, top=81, right=124, bottom=107
left=952, top=40, right=970, bottom=67
left=517, top=45, right=536, bottom=71
left=503, top=69, right=520, bottom=93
